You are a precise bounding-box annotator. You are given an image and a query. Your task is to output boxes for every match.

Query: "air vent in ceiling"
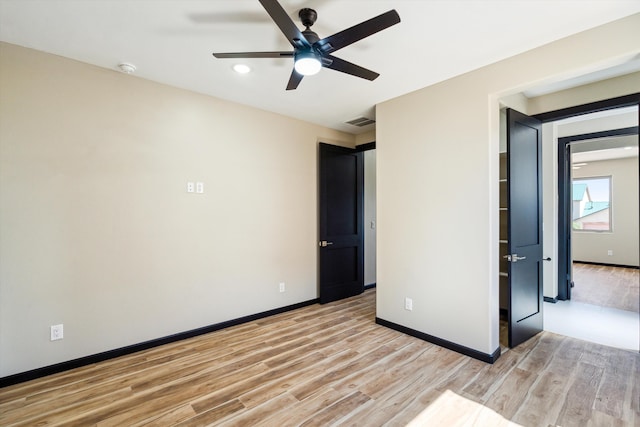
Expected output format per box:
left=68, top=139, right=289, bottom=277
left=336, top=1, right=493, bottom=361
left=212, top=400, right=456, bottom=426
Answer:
left=346, top=117, right=376, bottom=127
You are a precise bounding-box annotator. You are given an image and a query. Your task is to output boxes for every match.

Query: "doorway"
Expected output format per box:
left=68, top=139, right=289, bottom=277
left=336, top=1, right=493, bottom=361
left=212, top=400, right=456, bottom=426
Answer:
left=499, top=94, right=639, bottom=351
left=539, top=100, right=639, bottom=350
left=318, top=141, right=376, bottom=304
left=568, top=128, right=639, bottom=313
left=553, top=105, right=639, bottom=300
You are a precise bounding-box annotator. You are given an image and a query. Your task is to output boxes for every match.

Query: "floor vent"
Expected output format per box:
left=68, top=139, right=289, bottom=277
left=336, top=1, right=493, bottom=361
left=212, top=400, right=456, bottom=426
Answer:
left=346, top=117, right=376, bottom=127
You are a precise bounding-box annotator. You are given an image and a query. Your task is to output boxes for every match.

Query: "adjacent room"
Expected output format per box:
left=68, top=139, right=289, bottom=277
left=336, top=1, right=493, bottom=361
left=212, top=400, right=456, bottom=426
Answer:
left=1, top=1, right=639, bottom=425
left=540, top=107, right=639, bottom=352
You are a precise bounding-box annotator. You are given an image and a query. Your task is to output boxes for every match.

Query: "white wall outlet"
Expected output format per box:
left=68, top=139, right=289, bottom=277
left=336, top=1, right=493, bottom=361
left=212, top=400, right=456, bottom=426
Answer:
left=607, top=250, right=613, bottom=256
left=279, top=282, right=285, bottom=293
left=50, top=324, right=64, bottom=341
left=196, top=182, right=204, bottom=194
left=404, top=297, right=413, bottom=311
left=187, top=182, right=195, bottom=193
left=371, top=220, right=376, bottom=229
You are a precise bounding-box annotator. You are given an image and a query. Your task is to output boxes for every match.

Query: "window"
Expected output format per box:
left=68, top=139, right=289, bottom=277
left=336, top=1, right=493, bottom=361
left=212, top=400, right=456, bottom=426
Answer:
left=572, top=176, right=611, bottom=231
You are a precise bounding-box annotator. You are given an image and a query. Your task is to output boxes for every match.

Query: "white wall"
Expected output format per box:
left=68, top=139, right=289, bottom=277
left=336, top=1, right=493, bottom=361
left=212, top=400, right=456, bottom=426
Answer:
left=376, top=14, right=640, bottom=356
left=364, top=150, right=377, bottom=286
left=572, top=157, right=639, bottom=266
left=357, top=130, right=377, bottom=287
left=0, top=42, right=355, bottom=377
left=541, top=121, right=559, bottom=299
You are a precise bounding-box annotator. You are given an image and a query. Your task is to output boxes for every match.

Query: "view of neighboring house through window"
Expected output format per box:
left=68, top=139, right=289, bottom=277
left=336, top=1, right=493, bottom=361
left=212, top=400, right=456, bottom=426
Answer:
left=572, top=176, right=611, bottom=231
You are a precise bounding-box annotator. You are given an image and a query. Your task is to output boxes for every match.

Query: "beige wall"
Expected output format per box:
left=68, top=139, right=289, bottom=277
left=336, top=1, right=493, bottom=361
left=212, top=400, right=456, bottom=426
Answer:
left=356, top=130, right=376, bottom=146
left=0, top=42, right=354, bottom=377
left=528, top=72, right=640, bottom=115
left=376, top=14, right=640, bottom=355
left=572, top=157, right=639, bottom=266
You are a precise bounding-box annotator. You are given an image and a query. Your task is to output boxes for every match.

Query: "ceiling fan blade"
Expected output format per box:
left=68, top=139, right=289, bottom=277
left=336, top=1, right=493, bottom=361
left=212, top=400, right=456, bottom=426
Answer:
left=212, top=51, right=293, bottom=59
left=258, top=0, right=310, bottom=49
left=286, top=69, right=304, bottom=90
left=323, top=55, right=379, bottom=81
left=315, top=10, right=400, bottom=54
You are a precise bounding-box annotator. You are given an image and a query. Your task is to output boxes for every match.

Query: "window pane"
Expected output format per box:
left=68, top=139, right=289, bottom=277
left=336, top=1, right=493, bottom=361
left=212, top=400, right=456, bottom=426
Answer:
left=572, top=177, right=611, bottom=231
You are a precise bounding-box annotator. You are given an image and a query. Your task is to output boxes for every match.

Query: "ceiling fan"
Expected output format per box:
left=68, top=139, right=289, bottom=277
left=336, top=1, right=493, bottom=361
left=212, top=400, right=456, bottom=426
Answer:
left=212, top=0, right=400, bottom=90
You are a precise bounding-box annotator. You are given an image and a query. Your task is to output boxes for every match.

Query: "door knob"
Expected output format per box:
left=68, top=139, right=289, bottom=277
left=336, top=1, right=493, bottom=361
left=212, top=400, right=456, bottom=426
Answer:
left=503, top=254, right=526, bottom=263
left=319, top=240, right=334, bottom=247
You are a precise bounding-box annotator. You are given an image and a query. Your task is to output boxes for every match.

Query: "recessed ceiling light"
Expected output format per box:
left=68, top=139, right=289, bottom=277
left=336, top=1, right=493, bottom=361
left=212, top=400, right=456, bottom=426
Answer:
left=572, top=166, right=581, bottom=170
left=572, top=163, right=588, bottom=166
left=624, top=146, right=633, bottom=150
left=233, top=64, right=251, bottom=74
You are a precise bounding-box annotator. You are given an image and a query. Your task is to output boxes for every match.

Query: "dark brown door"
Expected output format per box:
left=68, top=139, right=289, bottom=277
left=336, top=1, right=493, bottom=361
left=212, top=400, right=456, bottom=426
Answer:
left=318, top=143, right=364, bottom=304
left=507, top=109, right=544, bottom=347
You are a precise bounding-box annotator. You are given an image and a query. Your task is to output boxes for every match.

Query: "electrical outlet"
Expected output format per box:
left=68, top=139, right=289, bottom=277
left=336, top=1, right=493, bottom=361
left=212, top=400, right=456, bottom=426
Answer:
left=196, top=182, right=204, bottom=194
left=187, top=182, right=195, bottom=193
left=404, top=297, right=413, bottom=311
left=607, top=250, right=613, bottom=256
left=50, top=324, right=64, bottom=341
left=279, top=282, right=285, bottom=293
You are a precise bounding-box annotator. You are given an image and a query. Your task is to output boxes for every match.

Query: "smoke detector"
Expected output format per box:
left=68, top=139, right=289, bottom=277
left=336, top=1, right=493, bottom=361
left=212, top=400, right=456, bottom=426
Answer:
left=118, top=63, right=136, bottom=74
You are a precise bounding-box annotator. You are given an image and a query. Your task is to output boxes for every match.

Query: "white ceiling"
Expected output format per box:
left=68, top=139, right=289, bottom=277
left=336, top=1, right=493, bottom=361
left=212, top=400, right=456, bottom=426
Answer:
left=1, top=1, right=639, bottom=134
left=572, top=140, right=638, bottom=163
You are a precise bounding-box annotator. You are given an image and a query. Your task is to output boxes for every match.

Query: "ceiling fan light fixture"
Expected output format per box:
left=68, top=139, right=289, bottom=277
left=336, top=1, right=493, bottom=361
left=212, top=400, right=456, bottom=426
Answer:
left=294, top=51, right=321, bottom=76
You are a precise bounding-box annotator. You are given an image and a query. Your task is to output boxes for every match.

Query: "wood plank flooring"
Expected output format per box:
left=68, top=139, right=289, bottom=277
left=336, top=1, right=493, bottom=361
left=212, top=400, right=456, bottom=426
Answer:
left=572, top=263, right=639, bottom=312
left=1, top=289, right=639, bottom=426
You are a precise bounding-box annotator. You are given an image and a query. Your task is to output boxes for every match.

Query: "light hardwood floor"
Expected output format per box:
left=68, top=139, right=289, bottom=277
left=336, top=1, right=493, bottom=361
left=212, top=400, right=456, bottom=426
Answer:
left=1, top=289, right=638, bottom=426
left=572, top=263, right=640, bottom=313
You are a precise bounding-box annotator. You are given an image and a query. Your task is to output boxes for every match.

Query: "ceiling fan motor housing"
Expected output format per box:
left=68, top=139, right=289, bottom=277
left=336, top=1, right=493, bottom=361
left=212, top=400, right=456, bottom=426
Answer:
left=299, top=8, right=317, bottom=28
left=299, top=9, right=320, bottom=45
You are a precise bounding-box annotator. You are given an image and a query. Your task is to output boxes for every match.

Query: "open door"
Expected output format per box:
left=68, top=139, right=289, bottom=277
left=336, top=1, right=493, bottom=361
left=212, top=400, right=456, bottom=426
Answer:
left=506, top=109, right=544, bottom=347
left=319, top=143, right=364, bottom=304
